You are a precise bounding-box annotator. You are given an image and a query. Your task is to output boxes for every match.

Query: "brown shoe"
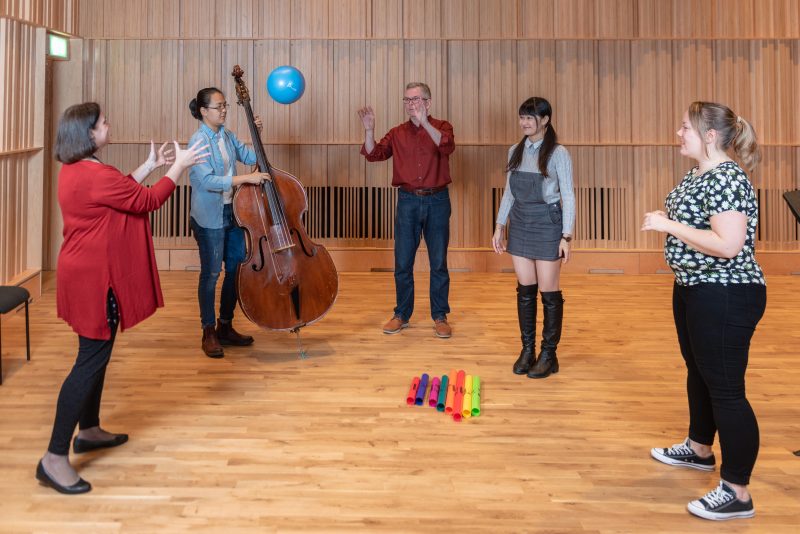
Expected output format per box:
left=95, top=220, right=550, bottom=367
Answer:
left=202, top=326, right=224, bottom=358
left=434, top=317, right=452, bottom=338
left=216, top=321, right=254, bottom=346
left=383, top=315, right=409, bottom=334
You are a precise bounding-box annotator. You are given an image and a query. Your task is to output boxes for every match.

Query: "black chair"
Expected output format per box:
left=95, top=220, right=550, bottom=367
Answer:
left=0, top=286, right=31, bottom=385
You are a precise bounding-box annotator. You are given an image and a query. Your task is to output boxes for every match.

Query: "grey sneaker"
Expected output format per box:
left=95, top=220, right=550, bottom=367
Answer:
left=687, top=481, right=754, bottom=520
left=650, top=437, right=715, bottom=471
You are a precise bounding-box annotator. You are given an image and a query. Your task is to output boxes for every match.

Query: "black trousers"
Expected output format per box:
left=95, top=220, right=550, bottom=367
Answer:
left=48, top=290, right=119, bottom=455
left=672, top=281, right=766, bottom=485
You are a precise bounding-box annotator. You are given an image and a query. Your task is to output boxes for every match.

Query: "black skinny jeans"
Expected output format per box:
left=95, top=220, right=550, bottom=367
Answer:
left=48, top=290, right=119, bottom=455
left=672, top=281, right=766, bottom=486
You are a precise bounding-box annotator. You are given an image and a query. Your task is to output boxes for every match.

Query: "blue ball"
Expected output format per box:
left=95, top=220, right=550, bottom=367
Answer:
left=266, top=66, right=306, bottom=105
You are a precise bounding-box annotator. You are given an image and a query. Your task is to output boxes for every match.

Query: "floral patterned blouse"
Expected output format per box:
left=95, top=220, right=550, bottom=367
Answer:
left=664, top=161, right=765, bottom=287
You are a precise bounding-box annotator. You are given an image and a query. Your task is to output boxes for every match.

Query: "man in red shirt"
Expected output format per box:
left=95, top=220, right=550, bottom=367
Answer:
left=358, top=82, right=456, bottom=338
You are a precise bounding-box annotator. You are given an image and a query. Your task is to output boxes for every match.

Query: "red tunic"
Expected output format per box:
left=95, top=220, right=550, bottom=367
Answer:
left=56, top=161, right=176, bottom=340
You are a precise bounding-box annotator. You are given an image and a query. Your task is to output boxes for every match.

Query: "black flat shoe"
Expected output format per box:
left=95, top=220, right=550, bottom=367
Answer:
left=36, top=460, right=91, bottom=494
left=73, top=433, right=129, bottom=454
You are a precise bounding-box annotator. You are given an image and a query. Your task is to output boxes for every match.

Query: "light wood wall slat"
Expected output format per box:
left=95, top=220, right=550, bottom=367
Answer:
left=403, top=40, right=446, bottom=120
left=597, top=40, right=631, bottom=144
left=515, top=40, right=557, bottom=124
left=176, top=40, right=221, bottom=142
left=519, top=0, right=553, bottom=39
left=254, top=0, right=291, bottom=39
left=145, top=0, right=180, bottom=39
left=290, top=40, right=333, bottom=144
left=219, top=39, right=255, bottom=140
left=139, top=40, right=179, bottom=142
left=714, top=0, right=755, bottom=39
left=478, top=40, right=517, bottom=145
left=253, top=39, right=291, bottom=144
left=631, top=40, right=673, bottom=145
left=402, top=0, right=440, bottom=40
left=440, top=0, right=479, bottom=40
left=332, top=40, right=367, bottom=144
left=447, top=40, right=479, bottom=145
left=755, top=0, right=800, bottom=39
left=292, top=0, right=328, bottom=39
left=596, top=0, right=635, bottom=39
left=752, top=40, right=794, bottom=145
left=555, top=40, right=597, bottom=144
left=633, top=146, right=677, bottom=249
left=713, top=40, right=755, bottom=135
left=70, top=0, right=800, bottom=40
left=671, top=40, right=715, bottom=124
left=2, top=0, right=77, bottom=34
left=329, top=0, right=369, bottom=39
left=370, top=0, right=401, bottom=38
left=478, top=0, right=518, bottom=40
left=216, top=0, right=254, bottom=39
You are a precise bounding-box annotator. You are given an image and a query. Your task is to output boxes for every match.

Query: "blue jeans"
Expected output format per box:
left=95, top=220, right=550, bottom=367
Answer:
left=394, top=188, right=451, bottom=321
left=191, top=204, right=246, bottom=328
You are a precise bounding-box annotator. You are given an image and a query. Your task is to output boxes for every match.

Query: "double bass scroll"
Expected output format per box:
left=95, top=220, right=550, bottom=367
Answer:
left=231, top=65, right=338, bottom=332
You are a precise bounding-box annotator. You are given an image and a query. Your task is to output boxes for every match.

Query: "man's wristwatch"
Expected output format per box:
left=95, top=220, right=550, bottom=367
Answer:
left=561, top=235, right=572, bottom=242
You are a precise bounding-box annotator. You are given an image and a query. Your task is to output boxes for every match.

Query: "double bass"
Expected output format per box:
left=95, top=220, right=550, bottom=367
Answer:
left=231, top=65, right=338, bottom=332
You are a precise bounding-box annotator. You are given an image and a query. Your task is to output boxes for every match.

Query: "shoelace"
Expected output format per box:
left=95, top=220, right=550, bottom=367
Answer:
left=665, top=441, right=693, bottom=456
left=701, top=483, right=735, bottom=507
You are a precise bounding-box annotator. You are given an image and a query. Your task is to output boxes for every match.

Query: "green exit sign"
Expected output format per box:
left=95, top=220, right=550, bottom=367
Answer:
left=47, top=33, right=69, bottom=60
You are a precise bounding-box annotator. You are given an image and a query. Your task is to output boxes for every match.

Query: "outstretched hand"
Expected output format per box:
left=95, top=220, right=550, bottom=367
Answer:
left=146, top=141, right=174, bottom=169
left=164, top=140, right=210, bottom=183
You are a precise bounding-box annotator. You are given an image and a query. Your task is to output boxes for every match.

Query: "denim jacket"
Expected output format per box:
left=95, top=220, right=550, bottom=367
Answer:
left=188, top=123, right=257, bottom=229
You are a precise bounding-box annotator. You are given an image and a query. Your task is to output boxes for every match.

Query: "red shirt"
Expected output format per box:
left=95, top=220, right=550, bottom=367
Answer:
left=360, top=117, right=455, bottom=189
left=56, top=161, right=176, bottom=339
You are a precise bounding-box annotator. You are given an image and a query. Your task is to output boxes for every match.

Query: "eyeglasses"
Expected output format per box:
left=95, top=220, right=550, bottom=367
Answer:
left=206, top=103, right=230, bottom=111
left=403, top=96, right=429, bottom=104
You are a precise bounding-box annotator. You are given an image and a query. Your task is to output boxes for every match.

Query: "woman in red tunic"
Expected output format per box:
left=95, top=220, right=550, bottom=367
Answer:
left=36, top=102, right=208, bottom=494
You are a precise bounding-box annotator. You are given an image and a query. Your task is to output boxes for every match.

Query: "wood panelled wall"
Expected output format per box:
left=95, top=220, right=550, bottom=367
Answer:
left=0, top=1, right=78, bottom=284
left=58, top=0, right=800, bottom=270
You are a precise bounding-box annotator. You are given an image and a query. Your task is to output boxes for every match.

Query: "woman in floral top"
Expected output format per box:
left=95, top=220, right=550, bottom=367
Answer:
left=642, top=101, right=766, bottom=521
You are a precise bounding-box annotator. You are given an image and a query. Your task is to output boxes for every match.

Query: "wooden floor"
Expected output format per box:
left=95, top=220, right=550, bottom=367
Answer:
left=0, top=272, right=798, bottom=533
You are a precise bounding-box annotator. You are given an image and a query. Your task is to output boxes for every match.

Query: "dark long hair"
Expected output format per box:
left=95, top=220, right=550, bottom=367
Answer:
left=506, top=97, right=558, bottom=177
left=54, top=102, right=101, bottom=164
left=189, top=87, right=223, bottom=120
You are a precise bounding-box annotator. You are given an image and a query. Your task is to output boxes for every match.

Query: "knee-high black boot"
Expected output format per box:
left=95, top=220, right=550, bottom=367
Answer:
left=528, top=290, right=563, bottom=378
left=512, top=283, right=538, bottom=375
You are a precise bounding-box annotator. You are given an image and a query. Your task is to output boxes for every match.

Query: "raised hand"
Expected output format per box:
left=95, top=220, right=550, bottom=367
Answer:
left=165, top=139, right=210, bottom=183
left=357, top=106, right=376, bottom=131
left=409, top=100, right=429, bottom=124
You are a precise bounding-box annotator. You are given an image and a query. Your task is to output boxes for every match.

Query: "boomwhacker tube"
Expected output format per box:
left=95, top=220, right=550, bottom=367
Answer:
left=461, top=375, right=473, bottom=419
left=436, top=375, right=449, bottom=412
left=444, top=369, right=457, bottom=413
left=471, top=376, right=481, bottom=416
left=415, top=373, right=429, bottom=406
left=452, top=370, right=466, bottom=421
left=406, top=376, right=420, bottom=405
left=428, top=377, right=441, bottom=407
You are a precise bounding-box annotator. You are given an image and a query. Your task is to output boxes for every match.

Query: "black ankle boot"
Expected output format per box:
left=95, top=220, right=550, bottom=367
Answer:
left=513, top=283, right=538, bottom=375
left=528, top=290, right=563, bottom=379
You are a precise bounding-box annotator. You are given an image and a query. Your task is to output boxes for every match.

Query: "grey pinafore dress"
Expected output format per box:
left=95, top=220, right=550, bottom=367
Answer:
left=506, top=170, right=563, bottom=261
